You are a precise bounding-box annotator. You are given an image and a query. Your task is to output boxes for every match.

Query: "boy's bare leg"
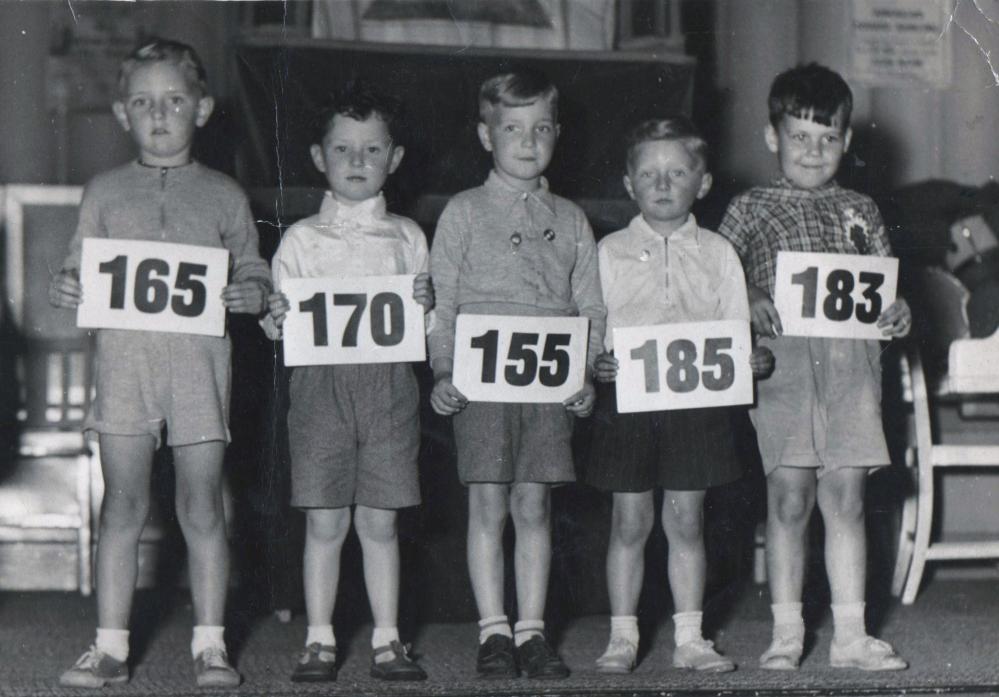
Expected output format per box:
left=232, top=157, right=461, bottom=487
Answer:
left=355, top=505, right=400, bottom=629
left=173, top=441, right=228, bottom=626
left=816, top=467, right=867, bottom=604
left=510, top=482, right=551, bottom=623
left=765, top=467, right=817, bottom=604
left=96, top=434, right=156, bottom=629
left=302, top=508, right=351, bottom=628
left=661, top=489, right=707, bottom=613
left=467, top=483, right=510, bottom=619
left=607, top=492, right=653, bottom=616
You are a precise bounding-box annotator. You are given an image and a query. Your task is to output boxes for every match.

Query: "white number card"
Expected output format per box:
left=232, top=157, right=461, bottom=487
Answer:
left=77, top=239, right=228, bottom=336
left=613, top=320, right=753, bottom=413
left=453, top=315, right=588, bottom=403
left=774, top=251, right=898, bottom=340
left=281, top=275, right=426, bottom=366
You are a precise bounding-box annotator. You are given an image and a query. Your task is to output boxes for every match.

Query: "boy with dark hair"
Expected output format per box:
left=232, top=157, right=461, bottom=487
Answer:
left=265, top=82, right=431, bottom=683
left=429, top=69, right=605, bottom=680
left=50, top=37, right=270, bottom=688
left=718, top=63, right=911, bottom=672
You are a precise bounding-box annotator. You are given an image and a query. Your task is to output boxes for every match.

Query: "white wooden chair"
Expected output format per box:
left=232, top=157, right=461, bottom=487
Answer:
left=891, top=266, right=999, bottom=604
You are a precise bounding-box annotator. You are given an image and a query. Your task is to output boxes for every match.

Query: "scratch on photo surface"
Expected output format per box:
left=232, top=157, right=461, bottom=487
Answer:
left=943, top=0, right=999, bottom=86
left=66, top=0, right=77, bottom=24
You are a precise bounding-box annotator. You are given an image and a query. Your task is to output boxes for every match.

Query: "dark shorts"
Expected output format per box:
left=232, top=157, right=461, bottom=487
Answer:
left=289, top=362, right=420, bottom=509
left=584, top=382, right=744, bottom=492
left=453, top=401, right=575, bottom=485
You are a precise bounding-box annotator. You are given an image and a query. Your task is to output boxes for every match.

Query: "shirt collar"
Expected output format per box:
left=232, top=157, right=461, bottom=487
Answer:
left=317, top=192, right=387, bottom=225
left=484, top=170, right=556, bottom=216
left=771, top=174, right=840, bottom=195
left=631, top=213, right=700, bottom=245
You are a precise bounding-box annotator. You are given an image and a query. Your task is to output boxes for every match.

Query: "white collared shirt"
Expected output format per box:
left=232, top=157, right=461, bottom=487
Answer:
left=598, top=213, right=749, bottom=351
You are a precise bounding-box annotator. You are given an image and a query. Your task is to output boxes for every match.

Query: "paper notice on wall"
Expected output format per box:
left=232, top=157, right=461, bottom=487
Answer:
left=850, top=0, right=952, bottom=88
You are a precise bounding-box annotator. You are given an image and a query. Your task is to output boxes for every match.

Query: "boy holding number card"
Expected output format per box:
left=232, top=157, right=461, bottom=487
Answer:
left=585, top=115, right=773, bottom=674
left=428, top=70, right=605, bottom=680
left=718, top=63, right=910, bottom=671
left=264, top=83, right=431, bottom=683
left=48, top=39, right=270, bottom=688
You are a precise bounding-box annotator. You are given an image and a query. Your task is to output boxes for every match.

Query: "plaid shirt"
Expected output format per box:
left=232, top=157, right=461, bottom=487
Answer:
left=718, top=177, right=892, bottom=298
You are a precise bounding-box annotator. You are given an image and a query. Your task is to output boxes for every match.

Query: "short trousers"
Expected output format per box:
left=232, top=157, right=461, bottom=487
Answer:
left=452, top=401, right=575, bottom=485
left=585, top=382, right=744, bottom=492
left=751, top=335, right=889, bottom=476
left=289, top=362, right=421, bottom=509
left=85, top=329, right=231, bottom=448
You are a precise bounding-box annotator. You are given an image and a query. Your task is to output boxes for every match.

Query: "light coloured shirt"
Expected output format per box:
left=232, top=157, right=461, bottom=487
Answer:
left=428, top=171, right=606, bottom=366
left=265, top=192, right=430, bottom=339
left=598, top=214, right=749, bottom=351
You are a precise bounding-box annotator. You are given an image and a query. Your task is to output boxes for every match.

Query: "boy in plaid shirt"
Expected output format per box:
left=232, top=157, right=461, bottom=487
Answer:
left=718, top=64, right=910, bottom=671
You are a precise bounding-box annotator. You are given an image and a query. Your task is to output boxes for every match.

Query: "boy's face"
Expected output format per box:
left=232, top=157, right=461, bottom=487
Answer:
left=624, top=139, right=712, bottom=233
left=112, top=61, right=213, bottom=167
left=765, top=110, right=852, bottom=190
left=477, top=100, right=559, bottom=190
left=310, top=114, right=404, bottom=204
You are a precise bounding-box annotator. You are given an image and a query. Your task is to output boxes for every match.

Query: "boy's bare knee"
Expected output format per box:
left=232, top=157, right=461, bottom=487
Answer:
left=354, top=508, right=397, bottom=544
left=818, top=489, right=865, bottom=522
left=100, top=490, right=150, bottom=531
left=306, top=509, right=351, bottom=544
left=468, top=488, right=509, bottom=530
left=511, top=492, right=550, bottom=529
left=612, top=506, right=653, bottom=546
left=662, top=508, right=703, bottom=545
left=772, top=490, right=814, bottom=526
left=176, top=492, right=224, bottom=536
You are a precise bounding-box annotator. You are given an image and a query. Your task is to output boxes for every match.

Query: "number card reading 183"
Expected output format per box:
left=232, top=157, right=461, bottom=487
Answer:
left=77, top=239, right=229, bottom=336
left=281, top=275, right=426, bottom=367
left=453, top=315, right=589, bottom=403
left=774, top=251, right=899, bottom=340
left=613, top=320, right=753, bottom=413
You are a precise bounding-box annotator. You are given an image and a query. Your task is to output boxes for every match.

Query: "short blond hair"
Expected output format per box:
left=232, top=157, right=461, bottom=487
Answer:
left=117, top=38, right=208, bottom=98
left=478, top=69, right=558, bottom=124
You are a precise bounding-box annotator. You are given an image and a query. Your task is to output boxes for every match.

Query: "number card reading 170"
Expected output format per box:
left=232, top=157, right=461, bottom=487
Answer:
left=281, top=275, right=426, bottom=367
left=774, top=251, right=898, bottom=340
left=453, top=315, right=589, bottom=403
left=614, top=320, right=753, bottom=413
left=77, top=238, right=229, bottom=336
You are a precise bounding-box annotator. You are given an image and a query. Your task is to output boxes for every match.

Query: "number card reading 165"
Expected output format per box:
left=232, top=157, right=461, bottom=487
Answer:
left=613, top=320, right=753, bottom=413
left=77, top=239, right=229, bottom=336
left=281, top=275, right=426, bottom=367
left=774, top=251, right=898, bottom=340
left=453, top=315, right=589, bottom=403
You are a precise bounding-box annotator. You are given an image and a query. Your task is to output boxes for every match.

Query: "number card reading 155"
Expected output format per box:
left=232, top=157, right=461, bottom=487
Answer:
left=453, top=315, right=589, bottom=403
left=613, top=320, right=753, bottom=413
left=774, top=251, right=898, bottom=340
left=77, top=239, right=229, bottom=336
left=281, top=275, right=426, bottom=367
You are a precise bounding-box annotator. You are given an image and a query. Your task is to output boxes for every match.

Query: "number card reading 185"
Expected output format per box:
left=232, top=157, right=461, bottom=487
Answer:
left=453, top=315, right=589, bottom=403
left=77, top=239, right=229, bottom=336
left=774, top=252, right=899, bottom=340
left=613, top=320, right=753, bottom=413
left=281, top=275, right=426, bottom=367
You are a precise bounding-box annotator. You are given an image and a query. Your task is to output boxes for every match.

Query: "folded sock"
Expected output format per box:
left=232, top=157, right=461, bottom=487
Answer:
left=191, top=625, right=225, bottom=659
left=371, top=626, right=400, bottom=649
left=478, top=615, right=512, bottom=644
left=95, top=628, right=129, bottom=663
left=770, top=602, right=805, bottom=642
left=831, top=602, right=866, bottom=645
left=673, top=610, right=703, bottom=647
left=513, top=619, right=545, bottom=647
left=305, top=624, right=335, bottom=647
left=609, top=615, right=639, bottom=647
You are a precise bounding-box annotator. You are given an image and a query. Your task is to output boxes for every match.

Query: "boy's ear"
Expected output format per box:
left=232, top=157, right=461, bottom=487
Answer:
left=476, top=122, right=494, bottom=152
left=622, top=173, right=636, bottom=201
left=764, top=123, right=779, bottom=154
left=195, top=96, right=215, bottom=128
left=843, top=127, right=853, bottom=153
left=112, top=101, right=131, bottom=132
left=388, top=144, right=405, bottom=174
left=309, top=144, right=327, bottom=173
left=696, top=171, right=713, bottom=200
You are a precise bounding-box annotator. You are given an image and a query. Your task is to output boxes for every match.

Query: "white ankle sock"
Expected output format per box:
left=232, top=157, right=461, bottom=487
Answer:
left=770, top=602, right=805, bottom=642
left=191, top=625, right=225, bottom=659
left=95, top=628, right=129, bottom=662
left=673, top=611, right=703, bottom=646
left=831, top=602, right=866, bottom=644
left=609, top=615, right=639, bottom=646
left=513, top=619, right=544, bottom=647
left=478, top=615, right=512, bottom=643
left=305, top=624, right=335, bottom=647
left=371, top=626, right=400, bottom=649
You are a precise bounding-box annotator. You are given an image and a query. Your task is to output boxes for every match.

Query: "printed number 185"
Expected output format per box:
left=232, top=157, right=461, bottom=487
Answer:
left=630, top=337, right=735, bottom=393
